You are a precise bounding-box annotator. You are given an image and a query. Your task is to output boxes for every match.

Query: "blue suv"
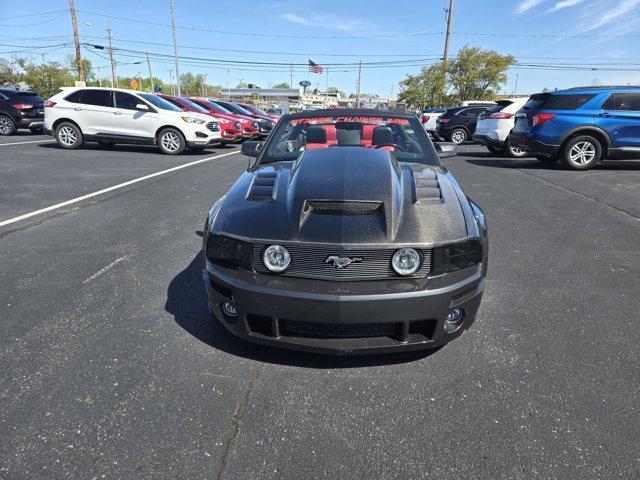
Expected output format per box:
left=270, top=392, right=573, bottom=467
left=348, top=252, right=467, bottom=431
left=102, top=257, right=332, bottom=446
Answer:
left=510, top=87, right=640, bottom=170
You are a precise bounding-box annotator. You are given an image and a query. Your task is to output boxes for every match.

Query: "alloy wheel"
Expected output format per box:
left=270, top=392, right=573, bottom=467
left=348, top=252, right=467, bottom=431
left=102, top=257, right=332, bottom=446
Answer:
left=0, top=116, right=12, bottom=135
left=161, top=132, right=181, bottom=152
left=58, top=126, right=77, bottom=146
left=569, top=141, right=596, bottom=165
left=451, top=130, right=466, bottom=145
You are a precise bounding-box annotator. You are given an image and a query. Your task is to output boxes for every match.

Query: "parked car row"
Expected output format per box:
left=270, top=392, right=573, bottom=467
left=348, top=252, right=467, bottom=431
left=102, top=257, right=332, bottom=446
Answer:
left=30, top=86, right=279, bottom=155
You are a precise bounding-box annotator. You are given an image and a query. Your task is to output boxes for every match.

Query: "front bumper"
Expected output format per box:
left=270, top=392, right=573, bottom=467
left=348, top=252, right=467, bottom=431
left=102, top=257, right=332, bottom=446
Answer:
left=203, top=261, right=485, bottom=355
left=509, top=132, right=559, bottom=157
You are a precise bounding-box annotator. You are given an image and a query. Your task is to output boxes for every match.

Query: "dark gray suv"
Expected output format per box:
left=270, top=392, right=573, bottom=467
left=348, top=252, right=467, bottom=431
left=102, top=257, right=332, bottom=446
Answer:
left=0, top=88, right=45, bottom=135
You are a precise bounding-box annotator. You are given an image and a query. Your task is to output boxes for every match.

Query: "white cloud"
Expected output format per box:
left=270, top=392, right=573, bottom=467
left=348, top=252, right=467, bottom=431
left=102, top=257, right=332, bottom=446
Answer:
left=280, top=12, right=371, bottom=32
left=577, top=0, right=640, bottom=32
left=546, top=0, right=586, bottom=12
left=516, top=0, right=548, bottom=14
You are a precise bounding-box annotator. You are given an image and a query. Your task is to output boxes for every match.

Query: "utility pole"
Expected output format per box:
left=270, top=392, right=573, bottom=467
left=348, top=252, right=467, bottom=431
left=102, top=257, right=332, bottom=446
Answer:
left=325, top=68, right=329, bottom=104
left=202, top=73, right=208, bottom=97
left=356, top=61, right=362, bottom=107
left=169, top=0, right=181, bottom=96
left=68, top=0, right=85, bottom=84
left=290, top=64, right=294, bottom=87
left=513, top=73, right=519, bottom=96
left=168, top=69, right=174, bottom=95
left=137, top=72, right=142, bottom=91
left=443, top=0, right=455, bottom=62
left=106, top=24, right=117, bottom=87
left=146, top=51, right=154, bottom=92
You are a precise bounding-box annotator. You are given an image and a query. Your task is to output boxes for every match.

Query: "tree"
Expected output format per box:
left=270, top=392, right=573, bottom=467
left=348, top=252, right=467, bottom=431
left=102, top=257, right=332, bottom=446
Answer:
left=448, top=46, right=515, bottom=101
left=180, top=72, right=206, bottom=95
left=14, top=58, right=75, bottom=98
left=0, top=59, right=18, bottom=86
left=398, top=62, right=449, bottom=108
left=235, top=81, right=248, bottom=89
left=67, top=55, right=95, bottom=82
left=272, top=82, right=290, bottom=89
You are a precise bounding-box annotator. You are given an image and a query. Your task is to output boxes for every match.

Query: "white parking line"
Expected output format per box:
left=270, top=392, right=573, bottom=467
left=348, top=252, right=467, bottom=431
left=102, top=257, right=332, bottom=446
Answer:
left=0, top=139, right=56, bottom=147
left=0, top=149, right=241, bottom=228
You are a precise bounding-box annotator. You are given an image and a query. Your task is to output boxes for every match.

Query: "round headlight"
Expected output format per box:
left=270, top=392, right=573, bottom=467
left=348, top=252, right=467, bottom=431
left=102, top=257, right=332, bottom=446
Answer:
left=392, top=248, right=421, bottom=276
left=262, top=245, right=291, bottom=273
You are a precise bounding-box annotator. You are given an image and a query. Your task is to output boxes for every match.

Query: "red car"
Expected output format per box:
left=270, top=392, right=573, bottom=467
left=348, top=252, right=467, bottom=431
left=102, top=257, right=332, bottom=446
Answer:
left=237, top=102, right=280, bottom=123
left=188, top=97, right=259, bottom=139
left=157, top=94, right=240, bottom=144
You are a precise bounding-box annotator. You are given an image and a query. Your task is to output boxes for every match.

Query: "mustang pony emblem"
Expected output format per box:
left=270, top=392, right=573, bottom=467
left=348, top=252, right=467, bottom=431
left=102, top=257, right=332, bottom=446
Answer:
left=325, top=255, right=363, bottom=270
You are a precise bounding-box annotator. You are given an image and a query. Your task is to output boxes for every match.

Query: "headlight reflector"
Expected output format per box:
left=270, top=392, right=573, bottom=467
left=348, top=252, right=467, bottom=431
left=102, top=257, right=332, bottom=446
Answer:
left=262, top=245, right=291, bottom=273
left=182, top=116, right=206, bottom=124
left=206, top=235, right=246, bottom=268
left=391, top=248, right=421, bottom=276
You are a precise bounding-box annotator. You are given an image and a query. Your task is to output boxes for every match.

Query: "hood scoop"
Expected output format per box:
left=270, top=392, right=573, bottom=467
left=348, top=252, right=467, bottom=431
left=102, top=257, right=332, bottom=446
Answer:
left=247, top=171, right=277, bottom=200
left=413, top=169, right=442, bottom=204
left=303, top=200, right=383, bottom=216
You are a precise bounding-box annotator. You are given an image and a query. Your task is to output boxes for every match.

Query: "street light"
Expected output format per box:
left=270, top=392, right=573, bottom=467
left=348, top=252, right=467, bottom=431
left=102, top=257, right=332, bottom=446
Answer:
left=167, top=69, right=174, bottom=95
left=202, top=73, right=208, bottom=97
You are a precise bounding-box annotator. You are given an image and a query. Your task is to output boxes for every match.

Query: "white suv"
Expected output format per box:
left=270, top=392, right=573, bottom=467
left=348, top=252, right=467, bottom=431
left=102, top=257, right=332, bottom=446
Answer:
left=473, top=97, right=529, bottom=158
left=44, top=87, right=221, bottom=154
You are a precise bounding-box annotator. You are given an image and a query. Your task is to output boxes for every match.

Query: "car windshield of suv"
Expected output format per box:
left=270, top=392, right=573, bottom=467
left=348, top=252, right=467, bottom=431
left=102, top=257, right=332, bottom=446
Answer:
left=221, top=102, right=254, bottom=116
left=262, top=114, right=439, bottom=166
left=207, top=100, right=233, bottom=114
left=244, top=104, right=269, bottom=116
left=177, top=97, right=209, bottom=113
left=139, top=93, right=182, bottom=112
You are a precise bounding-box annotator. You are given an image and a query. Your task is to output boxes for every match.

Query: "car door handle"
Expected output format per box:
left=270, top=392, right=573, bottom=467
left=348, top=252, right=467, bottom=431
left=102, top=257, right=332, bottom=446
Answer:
left=113, top=111, right=122, bottom=115
left=599, top=112, right=611, bottom=117
left=74, top=107, right=82, bottom=111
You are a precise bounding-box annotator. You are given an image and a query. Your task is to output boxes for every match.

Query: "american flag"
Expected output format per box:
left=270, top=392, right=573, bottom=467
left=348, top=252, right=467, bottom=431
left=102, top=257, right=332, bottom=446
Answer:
left=308, top=59, right=324, bottom=74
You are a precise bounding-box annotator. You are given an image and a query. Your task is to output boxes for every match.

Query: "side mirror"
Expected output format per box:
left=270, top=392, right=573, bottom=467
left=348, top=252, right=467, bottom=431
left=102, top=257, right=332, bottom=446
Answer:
left=135, top=103, right=150, bottom=112
left=436, top=142, right=458, bottom=158
left=241, top=140, right=263, bottom=158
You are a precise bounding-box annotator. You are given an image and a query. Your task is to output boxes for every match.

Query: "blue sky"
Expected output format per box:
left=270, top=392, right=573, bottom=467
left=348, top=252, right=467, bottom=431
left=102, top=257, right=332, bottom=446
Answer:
left=1, top=0, right=640, bottom=96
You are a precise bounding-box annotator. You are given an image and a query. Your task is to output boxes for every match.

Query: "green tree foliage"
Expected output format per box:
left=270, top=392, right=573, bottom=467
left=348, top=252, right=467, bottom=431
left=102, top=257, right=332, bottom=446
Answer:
left=180, top=72, right=206, bottom=95
left=67, top=55, right=95, bottom=82
left=398, top=62, right=449, bottom=108
left=398, top=46, right=516, bottom=108
left=272, top=82, right=290, bottom=89
left=235, top=81, right=248, bottom=89
left=448, top=46, right=515, bottom=101
left=14, top=58, right=75, bottom=98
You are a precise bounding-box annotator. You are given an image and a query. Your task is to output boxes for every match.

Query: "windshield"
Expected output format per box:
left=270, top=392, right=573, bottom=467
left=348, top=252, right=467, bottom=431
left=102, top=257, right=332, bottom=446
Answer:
left=207, top=100, right=232, bottom=114
left=140, top=94, right=182, bottom=112
left=220, top=102, right=253, bottom=116
left=177, top=97, right=209, bottom=113
left=243, top=104, right=269, bottom=115
left=262, top=114, right=439, bottom=166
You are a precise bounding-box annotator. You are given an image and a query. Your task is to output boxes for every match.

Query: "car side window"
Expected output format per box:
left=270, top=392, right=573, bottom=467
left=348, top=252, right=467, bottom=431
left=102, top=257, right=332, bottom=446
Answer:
left=604, top=93, right=640, bottom=112
left=65, top=89, right=113, bottom=107
left=115, top=92, right=141, bottom=110
left=467, top=108, right=484, bottom=118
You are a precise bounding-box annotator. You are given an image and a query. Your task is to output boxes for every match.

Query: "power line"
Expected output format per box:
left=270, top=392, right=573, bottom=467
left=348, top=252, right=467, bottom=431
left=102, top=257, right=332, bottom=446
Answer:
left=0, top=12, right=67, bottom=28
left=0, top=9, right=67, bottom=20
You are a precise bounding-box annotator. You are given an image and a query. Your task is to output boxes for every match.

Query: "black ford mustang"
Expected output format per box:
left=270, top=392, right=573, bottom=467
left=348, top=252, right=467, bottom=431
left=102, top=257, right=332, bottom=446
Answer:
left=202, top=109, right=488, bottom=355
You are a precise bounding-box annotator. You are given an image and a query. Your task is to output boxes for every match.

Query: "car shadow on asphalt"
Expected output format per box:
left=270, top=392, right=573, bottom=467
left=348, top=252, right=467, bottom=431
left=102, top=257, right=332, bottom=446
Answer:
left=165, top=251, right=439, bottom=368
left=463, top=157, right=640, bottom=171
left=37, top=142, right=238, bottom=155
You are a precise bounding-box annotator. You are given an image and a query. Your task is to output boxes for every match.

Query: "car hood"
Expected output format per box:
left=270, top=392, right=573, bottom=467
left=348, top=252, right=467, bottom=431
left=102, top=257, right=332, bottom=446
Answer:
left=214, top=147, right=469, bottom=246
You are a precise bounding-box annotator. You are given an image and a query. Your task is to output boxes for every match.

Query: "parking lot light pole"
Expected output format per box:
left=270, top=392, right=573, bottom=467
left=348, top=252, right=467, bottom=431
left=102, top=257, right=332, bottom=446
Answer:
left=146, top=52, right=154, bottom=93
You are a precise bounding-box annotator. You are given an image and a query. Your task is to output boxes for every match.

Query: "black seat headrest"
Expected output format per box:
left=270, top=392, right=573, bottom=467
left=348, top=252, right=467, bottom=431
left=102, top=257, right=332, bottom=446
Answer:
left=306, top=125, right=327, bottom=143
left=372, top=126, right=394, bottom=146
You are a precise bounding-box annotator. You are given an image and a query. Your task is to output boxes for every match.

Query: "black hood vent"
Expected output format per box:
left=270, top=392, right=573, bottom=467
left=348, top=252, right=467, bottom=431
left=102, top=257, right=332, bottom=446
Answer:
left=413, top=169, right=442, bottom=204
left=247, top=171, right=277, bottom=200
left=303, top=200, right=383, bottom=216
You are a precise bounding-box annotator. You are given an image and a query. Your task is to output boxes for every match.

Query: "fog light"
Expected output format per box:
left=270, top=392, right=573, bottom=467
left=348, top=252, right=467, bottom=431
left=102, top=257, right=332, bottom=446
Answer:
left=221, top=301, right=238, bottom=317
left=444, top=308, right=464, bottom=333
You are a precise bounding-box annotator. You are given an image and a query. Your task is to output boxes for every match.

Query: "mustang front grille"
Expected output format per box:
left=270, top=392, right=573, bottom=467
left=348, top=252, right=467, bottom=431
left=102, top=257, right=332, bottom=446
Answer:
left=252, top=244, right=432, bottom=280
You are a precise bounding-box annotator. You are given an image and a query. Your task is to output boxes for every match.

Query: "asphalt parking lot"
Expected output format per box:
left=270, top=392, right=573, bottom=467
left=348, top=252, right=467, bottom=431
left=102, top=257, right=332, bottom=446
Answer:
left=1, top=136, right=639, bottom=479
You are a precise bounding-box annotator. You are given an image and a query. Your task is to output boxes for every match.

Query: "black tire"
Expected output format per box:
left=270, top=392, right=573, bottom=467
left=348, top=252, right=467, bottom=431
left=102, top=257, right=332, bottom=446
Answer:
left=0, top=114, right=16, bottom=136
left=97, top=141, right=115, bottom=148
left=560, top=135, right=602, bottom=170
left=449, top=128, right=467, bottom=145
left=54, top=121, right=84, bottom=149
left=157, top=127, right=186, bottom=155
left=505, top=137, right=528, bottom=158
left=487, top=145, right=504, bottom=155
left=535, top=155, right=558, bottom=164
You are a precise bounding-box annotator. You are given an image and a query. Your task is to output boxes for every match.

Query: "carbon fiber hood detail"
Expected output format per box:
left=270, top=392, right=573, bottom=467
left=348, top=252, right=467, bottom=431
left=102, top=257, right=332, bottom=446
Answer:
left=215, top=147, right=468, bottom=246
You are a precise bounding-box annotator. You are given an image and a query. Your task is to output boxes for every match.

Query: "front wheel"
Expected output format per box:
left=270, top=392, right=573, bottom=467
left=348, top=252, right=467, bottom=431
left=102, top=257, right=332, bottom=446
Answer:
left=449, top=128, right=467, bottom=145
left=157, top=128, right=186, bottom=155
left=0, top=114, right=16, bottom=136
left=55, top=122, right=84, bottom=149
left=560, top=135, right=601, bottom=170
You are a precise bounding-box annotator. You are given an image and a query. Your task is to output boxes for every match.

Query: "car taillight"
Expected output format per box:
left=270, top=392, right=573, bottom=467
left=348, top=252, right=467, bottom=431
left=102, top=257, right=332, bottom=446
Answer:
left=12, top=103, right=34, bottom=110
left=421, top=115, right=430, bottom=124
left=488, top=112, right=514, bottom=120
left=532, top=113, right=556, bottom=127
left=43, top=101, right=57, bottom=108
left=438, top=118, right=451, bottom=124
